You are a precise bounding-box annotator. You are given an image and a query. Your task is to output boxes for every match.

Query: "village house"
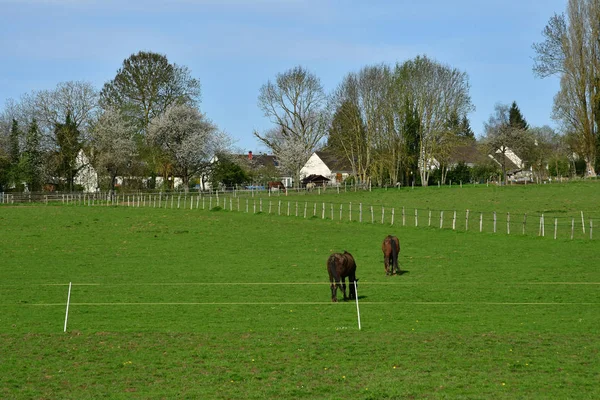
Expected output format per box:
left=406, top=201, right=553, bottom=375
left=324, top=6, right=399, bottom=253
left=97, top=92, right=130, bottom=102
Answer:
left=488, top=146, right=533, bottom=183
left=300, top=151, right=353, bottom=186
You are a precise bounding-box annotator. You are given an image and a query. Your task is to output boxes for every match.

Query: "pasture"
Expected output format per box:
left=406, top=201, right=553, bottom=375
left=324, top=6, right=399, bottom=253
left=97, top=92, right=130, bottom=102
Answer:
left=1, top=183, right=599, bottom=399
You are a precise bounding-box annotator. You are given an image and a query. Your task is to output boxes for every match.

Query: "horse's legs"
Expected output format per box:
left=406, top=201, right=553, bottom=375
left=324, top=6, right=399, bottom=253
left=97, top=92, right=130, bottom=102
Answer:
left=393, top=249, right=401, bottom=275
left=385, top=255, right=392, bottom=275
left=330, top=283, right=338, bottom=302
left=341, top=278, right=349, bottom=301
left=348, top=275, right=356, bottom=300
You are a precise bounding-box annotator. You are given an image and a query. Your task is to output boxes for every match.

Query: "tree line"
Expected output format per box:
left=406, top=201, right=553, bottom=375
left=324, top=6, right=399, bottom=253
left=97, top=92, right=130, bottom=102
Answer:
left=253, top=0, right=600, bottom=186
left=0, top=52, right=230, bottom=193
left=1, top=0, right=598, bottom=192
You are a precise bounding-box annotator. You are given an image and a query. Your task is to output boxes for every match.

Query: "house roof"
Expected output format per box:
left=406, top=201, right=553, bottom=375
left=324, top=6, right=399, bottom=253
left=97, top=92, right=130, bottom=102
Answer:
left=488, top=153, right=521, bottom=172
left=250, top=154, right=279, bottom=168
left=448, top=144, right=488, bottom=165
left=234, top=152, right=280, bottom=169
left=301, top=174, right=331, bottom=184
left=315, top=151, right=353, bottom=173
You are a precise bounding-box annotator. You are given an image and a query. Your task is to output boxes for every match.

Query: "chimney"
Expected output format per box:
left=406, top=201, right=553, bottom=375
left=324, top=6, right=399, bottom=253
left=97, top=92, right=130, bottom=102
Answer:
left=248, top=151, right=253, bottom=160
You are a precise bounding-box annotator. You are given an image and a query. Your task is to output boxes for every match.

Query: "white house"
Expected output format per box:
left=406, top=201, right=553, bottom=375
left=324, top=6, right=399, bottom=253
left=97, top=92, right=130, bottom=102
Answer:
left=300, top=151, right=353, bottom=185
left=493, top=147, right=524, bottom=169
left=488, top=146, right=533, bottom=183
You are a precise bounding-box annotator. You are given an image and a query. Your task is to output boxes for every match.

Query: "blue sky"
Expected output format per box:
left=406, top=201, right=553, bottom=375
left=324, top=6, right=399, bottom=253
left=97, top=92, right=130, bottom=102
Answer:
left=1, top=0, right=565, bottom=152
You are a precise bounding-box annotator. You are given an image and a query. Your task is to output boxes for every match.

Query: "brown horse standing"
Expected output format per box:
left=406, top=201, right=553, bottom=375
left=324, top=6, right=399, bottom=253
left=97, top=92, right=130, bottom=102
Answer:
left=327, top=251, right=358, bottom=302
left=382, top=235, right=400, bottom=275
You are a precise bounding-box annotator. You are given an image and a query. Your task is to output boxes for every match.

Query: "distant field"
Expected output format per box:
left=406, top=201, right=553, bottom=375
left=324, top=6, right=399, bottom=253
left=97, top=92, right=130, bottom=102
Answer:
left=1, top=183, right=599, bottom=399
left=255, top=179, right=600, bottom=217
left=235, top=181, right=600, bottom=239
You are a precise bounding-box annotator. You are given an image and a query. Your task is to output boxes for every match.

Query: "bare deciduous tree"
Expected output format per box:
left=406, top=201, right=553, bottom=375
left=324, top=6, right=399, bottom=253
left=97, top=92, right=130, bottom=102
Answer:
left=328, top=65, right=396, bottom=185
left=358, top=64, right=395, bottom=186
left=35, top=81, right=99, bottom=139
left=528, top=125, right=561, bottom=183
left=255, top=66, right=326, bottom=187
left=395, top=56, right=474, bottom=186
left=1, top=81, right=99, bottom=151
left=328, top=74, right=370, bottom=183
left=533, top=0, right=600, bottom=176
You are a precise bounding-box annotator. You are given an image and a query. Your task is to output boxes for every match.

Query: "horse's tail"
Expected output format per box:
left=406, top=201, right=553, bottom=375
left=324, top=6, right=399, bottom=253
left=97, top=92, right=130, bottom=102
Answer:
left=328, top=254, right=341, bottom=284
left=391, top=237, right=399, bottom=271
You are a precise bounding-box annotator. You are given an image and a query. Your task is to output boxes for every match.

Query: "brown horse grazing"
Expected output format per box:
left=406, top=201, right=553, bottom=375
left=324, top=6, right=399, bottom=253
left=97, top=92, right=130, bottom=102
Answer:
left=327, top=251, right=358, bottom=302
left=382, top=235, right=400, bottom=275
left=267, top=181, right=286, bottom=193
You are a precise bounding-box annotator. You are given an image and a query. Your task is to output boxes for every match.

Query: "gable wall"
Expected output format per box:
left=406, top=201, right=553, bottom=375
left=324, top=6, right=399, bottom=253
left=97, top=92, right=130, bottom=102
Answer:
left=300, top=153, right=331, bottom=179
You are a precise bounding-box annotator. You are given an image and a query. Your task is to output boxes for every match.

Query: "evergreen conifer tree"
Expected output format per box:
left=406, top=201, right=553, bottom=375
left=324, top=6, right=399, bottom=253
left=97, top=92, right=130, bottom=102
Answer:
left=9, top=119, right=20, bottom=164
left=459, top=115, right=475, bottom=139
left=509, top=101, right=528, bottom=130
left=55, top=113, right=81, bottom=191
left=23, top=119, right=43, bottom=192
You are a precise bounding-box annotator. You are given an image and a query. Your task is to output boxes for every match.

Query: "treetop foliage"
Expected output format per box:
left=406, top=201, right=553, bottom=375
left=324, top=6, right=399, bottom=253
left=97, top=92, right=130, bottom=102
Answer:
left=100, top=51, right=201, bottom=133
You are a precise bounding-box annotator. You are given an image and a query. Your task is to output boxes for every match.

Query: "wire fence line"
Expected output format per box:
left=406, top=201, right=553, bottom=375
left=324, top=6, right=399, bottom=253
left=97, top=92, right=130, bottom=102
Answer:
left=0, top=183, right=368, bottom=205
left=4, top=280, right=598, bottom=334
left=1, top=190, right=596, bottom=240
left=12, top=301, right=600, bottom=307
left=4, top=281, right=599, bottom=306
left=2, top=281, right=599, bottom=289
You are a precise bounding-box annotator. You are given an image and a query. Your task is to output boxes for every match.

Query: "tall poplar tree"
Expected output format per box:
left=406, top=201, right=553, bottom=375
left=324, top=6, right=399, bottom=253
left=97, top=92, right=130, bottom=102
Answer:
left=22, top=119, right=42, bottom=191
left=533, top=0, right=600, bottom=176
left=8, top=119, right=21, bottom=188
left=327, top=99, right=366, bottom=180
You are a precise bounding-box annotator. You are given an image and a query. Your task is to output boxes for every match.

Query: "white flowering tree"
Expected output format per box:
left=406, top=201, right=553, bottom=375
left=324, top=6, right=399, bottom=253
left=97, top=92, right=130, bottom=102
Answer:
left=148, top=104, right=223, bottom=192
left=91, top=108, right=137, bottom=191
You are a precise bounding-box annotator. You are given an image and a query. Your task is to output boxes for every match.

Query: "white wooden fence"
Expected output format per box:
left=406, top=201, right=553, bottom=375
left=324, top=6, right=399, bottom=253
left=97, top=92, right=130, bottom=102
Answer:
left=1, top=191, right=595, bottom=240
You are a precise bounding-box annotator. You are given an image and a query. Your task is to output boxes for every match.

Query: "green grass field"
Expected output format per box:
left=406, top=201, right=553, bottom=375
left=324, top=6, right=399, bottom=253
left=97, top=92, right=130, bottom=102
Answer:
left=257, top=180, right=600, bottom=216
left=1, top=182, right=599, bottom=399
